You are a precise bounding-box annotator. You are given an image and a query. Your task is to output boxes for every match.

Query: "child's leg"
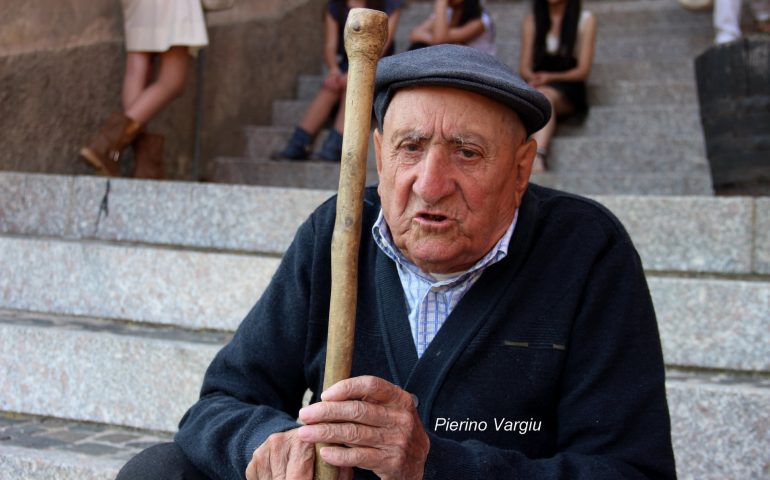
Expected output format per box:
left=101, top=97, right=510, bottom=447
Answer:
left=125, top=46, right=189, bottom=125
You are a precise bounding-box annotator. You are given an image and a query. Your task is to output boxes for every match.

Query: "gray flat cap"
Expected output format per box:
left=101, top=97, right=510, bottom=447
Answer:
left=374, top=44, right=551, bottom=136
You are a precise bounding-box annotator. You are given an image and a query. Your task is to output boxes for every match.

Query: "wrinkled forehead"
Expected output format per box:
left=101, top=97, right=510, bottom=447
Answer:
left=381, top=86, right=527, bottom=140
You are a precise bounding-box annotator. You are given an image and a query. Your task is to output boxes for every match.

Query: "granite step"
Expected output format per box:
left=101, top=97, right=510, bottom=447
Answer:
left=531, top=171, right=712, bottom=195
left=243, top=125, right=380, bottom=167
left=649, top=277, right=770, bottom=372
left=2, top=173, right=768, bottom=275
left=0, top=309, right=224, bottom=432
left=0, top=412, right=172, bottom=480
left=0, top=172, right=329, bottom=256
left=1, top=299, right=767, bottom=432
left=665, top=372, right=770, bottom=480
left=548, top=136, right=707, bottom=173
left=5, top=227, right=769, bottom=375
left=558, top=105, right=704, bottom=137
left=590, top=60, right=697, bottom=83
left=212, top=156, right=378, bottom=191
left=0, top=235, right=276, bottom=332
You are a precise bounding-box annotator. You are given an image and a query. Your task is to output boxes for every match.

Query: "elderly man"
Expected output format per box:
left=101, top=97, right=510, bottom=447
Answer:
left=117, top=44, right=675, bottom=479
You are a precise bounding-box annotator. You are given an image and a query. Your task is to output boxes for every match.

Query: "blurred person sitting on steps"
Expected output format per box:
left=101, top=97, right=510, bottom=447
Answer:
left=271, top=0, right=401, bottom=163
left=519, top=0, right=596, bottom=173
left=79, top=0, right=209, bottom=179
left=408, top=0, right=496, bottom=55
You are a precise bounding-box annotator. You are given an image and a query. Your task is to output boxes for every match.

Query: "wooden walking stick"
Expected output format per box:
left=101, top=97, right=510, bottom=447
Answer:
left=314, top=8, right=388, bottom=480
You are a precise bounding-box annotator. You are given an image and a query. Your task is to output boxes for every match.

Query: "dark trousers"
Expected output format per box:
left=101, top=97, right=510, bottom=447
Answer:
left=116, top=442, right=211, bottom=480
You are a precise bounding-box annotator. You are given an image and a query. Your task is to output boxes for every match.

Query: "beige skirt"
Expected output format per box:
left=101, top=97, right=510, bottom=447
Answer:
left=121, top=0, right=209, bottom=53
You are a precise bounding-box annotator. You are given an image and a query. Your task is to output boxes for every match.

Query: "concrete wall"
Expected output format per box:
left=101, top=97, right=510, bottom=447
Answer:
left=0, top=0, right=325, bottom=180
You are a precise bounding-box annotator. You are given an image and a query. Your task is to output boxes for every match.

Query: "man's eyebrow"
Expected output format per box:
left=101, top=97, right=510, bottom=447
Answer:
left=390, top=128, right=429, bottom=142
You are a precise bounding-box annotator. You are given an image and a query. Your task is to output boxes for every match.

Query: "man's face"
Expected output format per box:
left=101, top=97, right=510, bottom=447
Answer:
left=375, top=86, right=536, bottom=274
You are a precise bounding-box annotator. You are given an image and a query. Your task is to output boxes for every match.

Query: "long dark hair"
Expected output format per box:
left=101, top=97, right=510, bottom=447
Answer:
left=329, top=0, right=386, bottom=23
left=456, top=0, right=483, bottom=27
left=533, top=0, right=581, bottom=64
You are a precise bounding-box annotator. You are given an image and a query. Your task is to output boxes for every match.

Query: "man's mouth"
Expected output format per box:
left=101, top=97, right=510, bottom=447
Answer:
left=419, top=213, right=447, bottom=222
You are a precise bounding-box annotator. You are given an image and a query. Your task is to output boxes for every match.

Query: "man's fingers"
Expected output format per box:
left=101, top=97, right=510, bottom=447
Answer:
left=319, top=445, right=402, bottom=473
left=284, top=440, right=315, bottom=480
left=319, top=376, right=413, bottom=408
left=298, top=399, right=399, bottom=426
left=245, top=429, right=315, bottom=480
left=297, top=421, right=390, bottom=447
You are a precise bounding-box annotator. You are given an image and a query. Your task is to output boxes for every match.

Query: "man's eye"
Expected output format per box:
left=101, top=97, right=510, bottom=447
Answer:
left=458, top=148, right=479, bottom=159
left=403, top=142, right=420, bottom=152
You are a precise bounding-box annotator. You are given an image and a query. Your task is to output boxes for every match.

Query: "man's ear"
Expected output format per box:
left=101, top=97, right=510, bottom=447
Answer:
left=513, top=138, right=537, bottom=202
left=374, top=128, right=383, bottom=176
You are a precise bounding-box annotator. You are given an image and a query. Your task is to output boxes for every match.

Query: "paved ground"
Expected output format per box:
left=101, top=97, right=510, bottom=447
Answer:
left=0, top=412, right=172, bottom=465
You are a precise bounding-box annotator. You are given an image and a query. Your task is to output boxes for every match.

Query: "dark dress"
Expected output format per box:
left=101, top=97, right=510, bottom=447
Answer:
left=535, top=53, right=588, bottom=114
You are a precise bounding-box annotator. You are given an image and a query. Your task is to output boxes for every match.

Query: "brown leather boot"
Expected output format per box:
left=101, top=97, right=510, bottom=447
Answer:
left=80, top=112, right=142, bottom=176
left=132, top=132, right=165, bottom=180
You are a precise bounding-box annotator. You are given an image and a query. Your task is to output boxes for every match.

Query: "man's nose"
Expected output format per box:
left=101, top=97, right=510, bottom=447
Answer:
left=412, top=146, right=455, bottom=203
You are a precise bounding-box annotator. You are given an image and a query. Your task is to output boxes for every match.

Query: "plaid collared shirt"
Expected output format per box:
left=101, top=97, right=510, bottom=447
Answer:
left=372, top=210, right=517, bottom=357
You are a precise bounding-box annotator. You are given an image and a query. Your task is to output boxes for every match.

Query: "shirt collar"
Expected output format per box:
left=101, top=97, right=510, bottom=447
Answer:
left=372, top=208, right=518, bottom=286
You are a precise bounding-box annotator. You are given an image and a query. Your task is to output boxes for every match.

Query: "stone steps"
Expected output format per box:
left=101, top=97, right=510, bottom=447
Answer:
left=665, top=373, right=770, bottom=480
left=2, top=173, right=766, bottom=273
left=0, top=309, right=223, bottom=432
left=0, top=235, right=277, bottom=331
left=1, top=172, right=769, bottom=478
left=211, top=0, right=713, bottom=194
left=1, top=272, right=767, bottom=426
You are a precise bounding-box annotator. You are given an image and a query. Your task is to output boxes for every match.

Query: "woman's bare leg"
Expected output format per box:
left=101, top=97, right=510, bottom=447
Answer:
left=299, top=88, right=343, bottom=135
left=332, top=89, right=346, bottom=134
left=531, top=85, right=573, bottom=172
left=122, top=52, right=153, bottom=111
left=124, top=46, right=189, bottom=125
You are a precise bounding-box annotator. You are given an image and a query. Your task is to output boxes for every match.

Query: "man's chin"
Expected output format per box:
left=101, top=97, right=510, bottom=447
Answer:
left=407, top=244, right=466, bottom=273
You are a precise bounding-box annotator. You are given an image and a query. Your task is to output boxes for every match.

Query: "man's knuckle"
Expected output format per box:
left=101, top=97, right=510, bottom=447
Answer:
left=351, top=400, right=367, bottom=420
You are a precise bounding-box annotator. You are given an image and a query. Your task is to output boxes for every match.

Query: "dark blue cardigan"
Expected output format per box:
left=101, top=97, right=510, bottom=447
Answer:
left=176, top=184, right=676, bottom=479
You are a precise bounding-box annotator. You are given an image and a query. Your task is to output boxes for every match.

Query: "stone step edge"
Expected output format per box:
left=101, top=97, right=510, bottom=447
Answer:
left=1, top=304, right=763, bottom=387
left=0, top=307, right=233, bottom=343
